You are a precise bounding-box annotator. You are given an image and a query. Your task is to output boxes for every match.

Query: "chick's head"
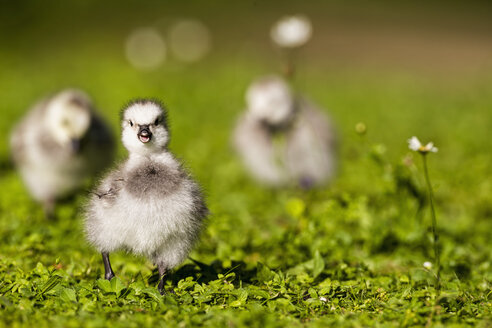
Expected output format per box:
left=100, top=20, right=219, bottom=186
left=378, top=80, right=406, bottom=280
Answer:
left=246, top=76, right=294, bottom=126
left=45, top=89, right=92, bottom=152
left=121, top=100, right=169, bottom=156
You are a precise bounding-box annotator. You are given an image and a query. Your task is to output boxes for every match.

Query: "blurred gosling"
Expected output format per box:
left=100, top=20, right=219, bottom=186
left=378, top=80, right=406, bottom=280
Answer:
left=10, top=89, right=115, bottom=217
left=234, top=75, right=337, bottom=188
left=85, top=100, right=208, bottom=294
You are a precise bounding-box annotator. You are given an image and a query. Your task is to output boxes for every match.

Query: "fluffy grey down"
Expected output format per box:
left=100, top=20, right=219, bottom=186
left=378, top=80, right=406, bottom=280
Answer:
left=85, top=100, right=208, bottom=278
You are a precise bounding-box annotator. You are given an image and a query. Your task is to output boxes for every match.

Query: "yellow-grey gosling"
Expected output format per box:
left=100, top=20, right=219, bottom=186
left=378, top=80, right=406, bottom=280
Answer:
left=234, top=76, right=337, bottom=188
left=10, top=89, right=115, bottom=217
left=85, top=100, right=208, bottom=294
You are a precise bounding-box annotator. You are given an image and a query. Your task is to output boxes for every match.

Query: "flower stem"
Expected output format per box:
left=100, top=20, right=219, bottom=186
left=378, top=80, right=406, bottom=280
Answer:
left=283, top=48, right=296, bottom=82
left=422, top=154, right=441, bottom=293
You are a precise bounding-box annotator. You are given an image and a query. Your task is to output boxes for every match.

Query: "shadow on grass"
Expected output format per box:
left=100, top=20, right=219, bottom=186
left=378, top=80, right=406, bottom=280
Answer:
left=148, top=259, right=257, bottom=287
left=0, top=158, right=13, bottom=176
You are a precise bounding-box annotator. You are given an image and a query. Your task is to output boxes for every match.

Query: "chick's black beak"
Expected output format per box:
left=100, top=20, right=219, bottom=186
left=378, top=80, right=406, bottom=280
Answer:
left=137, top=125, right=152, bottom=143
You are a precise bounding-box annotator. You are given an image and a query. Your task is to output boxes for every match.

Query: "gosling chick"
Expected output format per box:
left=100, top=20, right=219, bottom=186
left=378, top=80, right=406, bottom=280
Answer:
left=10, top=89, right=115, bottom=217
left=85, top=100, right=208, bottom=294
left=234, top=75, right=337, bottom=188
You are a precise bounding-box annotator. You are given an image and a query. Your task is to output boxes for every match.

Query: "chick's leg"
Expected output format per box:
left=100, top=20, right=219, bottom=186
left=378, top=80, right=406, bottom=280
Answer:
left=43, top=199, right=55, bottom=220
left=102, top=252, right=115, bottom=280
left=157, top=263, right=174, bottom=295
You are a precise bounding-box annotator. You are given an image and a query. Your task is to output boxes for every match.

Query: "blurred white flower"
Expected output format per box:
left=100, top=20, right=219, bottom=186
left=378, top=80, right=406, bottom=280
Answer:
left=408, top=136, right=421, bottom=151
left=125, top=27, right=166, bottom=70
left=319, top=296, right=328, bottom=302
left=169, top=19, right=211, bottom=63
left=408, top=136, right=438, bottom=154
left=270, top=15, right=312, bottom=48
left=423, top=261, right=433, bottom=270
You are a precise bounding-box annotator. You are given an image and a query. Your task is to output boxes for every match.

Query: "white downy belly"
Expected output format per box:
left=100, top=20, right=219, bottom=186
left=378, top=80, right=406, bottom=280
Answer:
left=101, top=186, right=197, bottom=255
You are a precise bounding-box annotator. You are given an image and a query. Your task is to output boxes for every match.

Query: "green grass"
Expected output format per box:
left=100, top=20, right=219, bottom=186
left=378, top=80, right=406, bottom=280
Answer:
left=1, top=21, right=492, bottom=327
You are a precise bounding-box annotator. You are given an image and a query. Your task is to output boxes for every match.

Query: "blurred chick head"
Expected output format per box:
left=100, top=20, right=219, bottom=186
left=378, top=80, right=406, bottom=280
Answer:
left=246, top=76, right=294, bottom=126
left=45, top=89, right=92, bottom=152
left=121, top=100, right=169, bottom=156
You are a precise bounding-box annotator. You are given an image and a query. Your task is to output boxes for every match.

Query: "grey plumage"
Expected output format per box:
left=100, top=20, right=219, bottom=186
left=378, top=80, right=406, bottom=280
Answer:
left=126, top=162, right=185, bottom=198
left=10, top=89, right=115, bottom=215
left=85, top=100, right=208, bottom=293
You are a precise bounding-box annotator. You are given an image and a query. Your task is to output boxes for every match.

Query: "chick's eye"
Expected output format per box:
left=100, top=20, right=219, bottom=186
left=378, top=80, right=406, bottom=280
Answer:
left=129, top=120, right=134, bottom=127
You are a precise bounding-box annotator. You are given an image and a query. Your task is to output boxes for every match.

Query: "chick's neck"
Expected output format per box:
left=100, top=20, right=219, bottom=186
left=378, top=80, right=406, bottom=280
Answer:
left=126, top=151, right=177, bottom=172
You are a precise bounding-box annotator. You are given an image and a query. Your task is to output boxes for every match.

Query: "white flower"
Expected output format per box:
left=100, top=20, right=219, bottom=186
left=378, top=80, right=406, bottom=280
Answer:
left=319, top=296, right=328, bottom=302
left=270, top=15, right=312, bottom=48
left=423, top=261, right=433, bottom=270
left=408, top=136, right=421, bottom=151
left=408, top=136, right=438, bottom=154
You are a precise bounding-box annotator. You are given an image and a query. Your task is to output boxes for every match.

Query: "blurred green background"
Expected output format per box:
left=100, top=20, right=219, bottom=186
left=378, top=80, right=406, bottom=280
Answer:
left=1, top=0, right=491, bottom=200
left=0, top=1, right=491, bottom=326
left=1, top=0, right=492, bottom=158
